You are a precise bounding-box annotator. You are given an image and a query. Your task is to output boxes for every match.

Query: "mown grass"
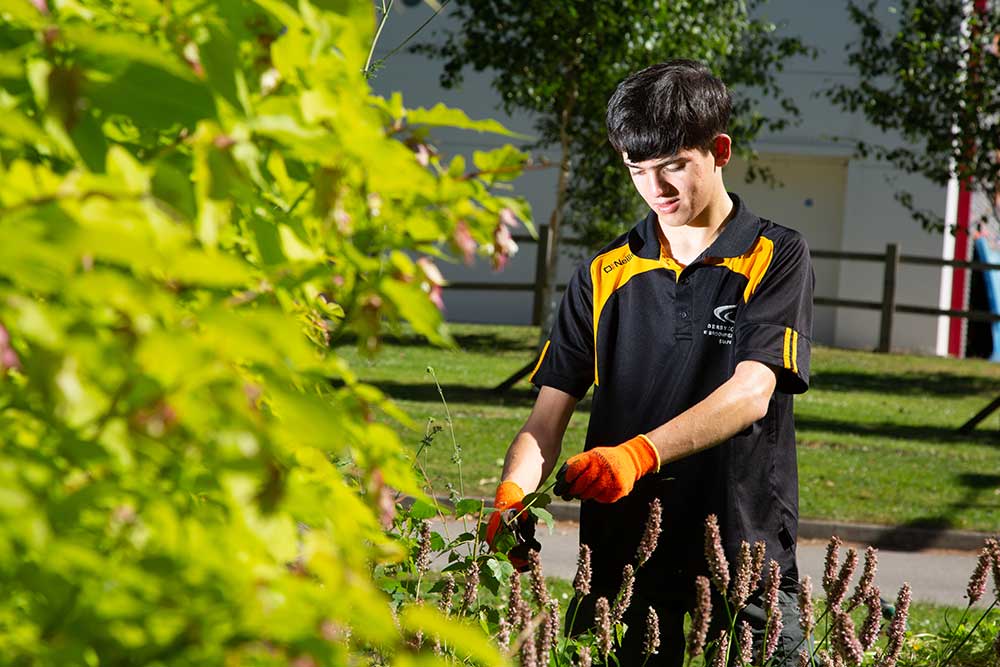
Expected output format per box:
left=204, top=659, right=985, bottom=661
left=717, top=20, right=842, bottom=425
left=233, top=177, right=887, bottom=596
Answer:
left=336, top=323, right=1000, bottom=532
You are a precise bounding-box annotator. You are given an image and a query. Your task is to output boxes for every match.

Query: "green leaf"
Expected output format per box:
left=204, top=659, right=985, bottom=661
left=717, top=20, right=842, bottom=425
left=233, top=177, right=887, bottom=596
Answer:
left=454, top=498, right=483, bottom=519
left=199, top=24, right=242, bottom=111
left=88, top=62, right=216, bottom=129
left=408, top=103, right=528, bottom=138
left=0, top=108, right=58, bottom=153
left=406, top=499, right=438, bottom=520
left=472, top=145, right=529, bottom=183
left=380, top=278, right=453, bottom=347
left=528, top=506, right=554, bottom=533
left=400, top=605, right=506, bottom=667
left=60, top=25, right=194, bottom=80
left=151, top=156, right=196, bottom=220
left=522, top=492, right=551, bottom=510
left=69, top=111, right=108, bottom=172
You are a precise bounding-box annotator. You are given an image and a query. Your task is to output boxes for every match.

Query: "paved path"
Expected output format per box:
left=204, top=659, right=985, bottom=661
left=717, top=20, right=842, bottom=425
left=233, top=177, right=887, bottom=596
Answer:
left=469, top=521, right=987, bottom=608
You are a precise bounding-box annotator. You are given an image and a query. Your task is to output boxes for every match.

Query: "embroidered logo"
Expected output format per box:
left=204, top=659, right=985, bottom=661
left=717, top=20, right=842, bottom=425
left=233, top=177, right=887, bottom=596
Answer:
left=712, top=304, right=737, bottom=324
left=705, top=304, right=736, bottom=344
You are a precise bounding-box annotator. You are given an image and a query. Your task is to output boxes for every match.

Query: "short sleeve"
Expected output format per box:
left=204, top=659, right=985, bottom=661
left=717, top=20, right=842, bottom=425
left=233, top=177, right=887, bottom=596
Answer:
left=734, top=232, right=814, bottom=394
left=530, top=266, right=595, bottom=399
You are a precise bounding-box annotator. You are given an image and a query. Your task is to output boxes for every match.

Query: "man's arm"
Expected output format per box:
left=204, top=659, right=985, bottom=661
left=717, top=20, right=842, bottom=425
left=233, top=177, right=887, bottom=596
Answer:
left=500, top=385, right=578, bottom=493
left=554, top=360, right=776, bottom=503
left=646, top=359, right=776, bottom=465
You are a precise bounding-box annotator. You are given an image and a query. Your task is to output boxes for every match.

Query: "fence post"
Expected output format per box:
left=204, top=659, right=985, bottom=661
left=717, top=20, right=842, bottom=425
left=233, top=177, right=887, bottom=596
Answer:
left=531, top=224, right=550, bottom=326
left=878, top=243, right=900, bottom=353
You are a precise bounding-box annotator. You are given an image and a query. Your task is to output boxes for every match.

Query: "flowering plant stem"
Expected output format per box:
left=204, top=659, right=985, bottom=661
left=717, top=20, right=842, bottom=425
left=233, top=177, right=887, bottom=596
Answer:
left=935, top=599, right=998, bottom=667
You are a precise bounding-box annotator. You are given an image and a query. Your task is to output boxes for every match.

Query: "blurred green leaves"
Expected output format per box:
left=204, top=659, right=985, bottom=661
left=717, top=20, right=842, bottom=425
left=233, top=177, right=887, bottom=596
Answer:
left=0, top=0, right=529, bottom=664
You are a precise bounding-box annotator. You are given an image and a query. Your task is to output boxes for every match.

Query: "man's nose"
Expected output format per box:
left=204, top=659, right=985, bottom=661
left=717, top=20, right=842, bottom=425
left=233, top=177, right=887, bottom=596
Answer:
left=648, top=174, right=675, bottom=197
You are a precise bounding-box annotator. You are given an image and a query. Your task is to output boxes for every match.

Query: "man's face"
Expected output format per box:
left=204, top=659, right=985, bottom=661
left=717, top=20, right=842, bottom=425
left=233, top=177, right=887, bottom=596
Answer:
left=623, top=135, right=730, bottom=228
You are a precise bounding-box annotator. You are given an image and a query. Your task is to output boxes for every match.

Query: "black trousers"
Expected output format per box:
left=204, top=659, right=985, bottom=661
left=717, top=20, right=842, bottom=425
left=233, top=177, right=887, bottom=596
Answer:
left=567, top=584, right=806, bottom=667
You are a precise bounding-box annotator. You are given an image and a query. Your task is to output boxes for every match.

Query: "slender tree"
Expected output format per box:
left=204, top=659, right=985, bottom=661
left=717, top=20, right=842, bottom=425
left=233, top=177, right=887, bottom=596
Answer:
left=416, top=1, right=812, bottom=332
left=827, top=0, right=1000, bottom=231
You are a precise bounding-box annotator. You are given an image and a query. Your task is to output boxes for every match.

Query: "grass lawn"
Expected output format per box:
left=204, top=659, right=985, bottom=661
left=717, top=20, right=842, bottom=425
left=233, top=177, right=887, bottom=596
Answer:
left=336, top=323, right=1000, bottom=532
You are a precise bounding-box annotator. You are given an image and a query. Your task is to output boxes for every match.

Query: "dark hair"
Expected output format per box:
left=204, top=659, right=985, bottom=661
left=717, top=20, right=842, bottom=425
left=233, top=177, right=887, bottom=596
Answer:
left=606, top=59, right=731, bottom=162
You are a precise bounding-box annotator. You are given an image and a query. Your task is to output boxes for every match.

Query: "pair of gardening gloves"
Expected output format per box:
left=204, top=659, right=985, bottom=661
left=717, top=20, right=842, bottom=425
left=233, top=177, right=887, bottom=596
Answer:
left=486, top=434, right=660, bottom=567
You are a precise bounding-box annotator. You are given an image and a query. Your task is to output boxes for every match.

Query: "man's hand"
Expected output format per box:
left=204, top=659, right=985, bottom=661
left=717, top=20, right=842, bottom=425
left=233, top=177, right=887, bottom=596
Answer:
left=486, top=480, right=538, bottom=570
left=553, top=434, right=660, bottom=503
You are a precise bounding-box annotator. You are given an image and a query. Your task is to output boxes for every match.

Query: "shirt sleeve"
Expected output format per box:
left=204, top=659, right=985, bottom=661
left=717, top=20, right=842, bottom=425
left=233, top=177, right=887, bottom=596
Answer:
left=734, top=231, right=814, bottom=394
left=530, top=265, right=595, bottom=399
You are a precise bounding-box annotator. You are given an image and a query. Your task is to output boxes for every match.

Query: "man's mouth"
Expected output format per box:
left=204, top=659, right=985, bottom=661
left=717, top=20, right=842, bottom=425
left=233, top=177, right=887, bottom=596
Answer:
left=654, top=199, right=680, bottom=213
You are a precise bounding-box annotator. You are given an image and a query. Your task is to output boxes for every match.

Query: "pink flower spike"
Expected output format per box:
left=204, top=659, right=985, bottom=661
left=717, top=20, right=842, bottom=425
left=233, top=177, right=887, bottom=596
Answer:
left=499, top=207, right=520, bottom=228
left=453, top=220, right=476, bottom=265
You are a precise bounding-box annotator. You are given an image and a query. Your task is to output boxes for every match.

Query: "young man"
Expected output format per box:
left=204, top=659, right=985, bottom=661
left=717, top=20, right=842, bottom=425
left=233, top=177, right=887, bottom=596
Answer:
left=486, top=60, right=813, bottom=666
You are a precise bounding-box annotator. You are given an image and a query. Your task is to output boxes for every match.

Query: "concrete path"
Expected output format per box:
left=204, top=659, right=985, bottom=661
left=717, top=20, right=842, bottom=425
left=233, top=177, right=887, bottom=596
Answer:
left=498, top=521, right=988, bottom=608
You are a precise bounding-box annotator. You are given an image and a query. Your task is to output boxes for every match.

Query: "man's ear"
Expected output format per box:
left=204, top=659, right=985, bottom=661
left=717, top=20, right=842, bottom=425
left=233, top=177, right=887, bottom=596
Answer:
left=713, top=134, right=732, bottom=167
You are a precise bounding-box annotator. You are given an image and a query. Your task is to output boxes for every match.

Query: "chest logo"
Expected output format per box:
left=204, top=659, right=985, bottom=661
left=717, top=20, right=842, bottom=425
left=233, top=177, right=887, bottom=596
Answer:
left=602, top=252, right=634, bottom=273
left=713, top=304, right=737, bottom=324
left=705, top=304, right=736, bottom=345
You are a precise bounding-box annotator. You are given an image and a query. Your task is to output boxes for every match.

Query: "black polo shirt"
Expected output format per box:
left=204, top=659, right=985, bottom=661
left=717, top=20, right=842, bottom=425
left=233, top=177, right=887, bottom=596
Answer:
left=531, top=193, right=813, bottom=594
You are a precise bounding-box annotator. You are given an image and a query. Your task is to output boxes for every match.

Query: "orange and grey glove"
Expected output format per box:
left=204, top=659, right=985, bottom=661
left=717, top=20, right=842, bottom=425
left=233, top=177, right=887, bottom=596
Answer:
left=553, top=434, right=661, bottom=503
left=486, top=480, right=539, bottom=571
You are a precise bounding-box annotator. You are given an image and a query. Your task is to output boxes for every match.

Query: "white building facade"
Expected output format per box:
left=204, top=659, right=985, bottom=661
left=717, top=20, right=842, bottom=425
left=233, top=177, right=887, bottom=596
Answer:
left=370, top=0, right=975, bottom=356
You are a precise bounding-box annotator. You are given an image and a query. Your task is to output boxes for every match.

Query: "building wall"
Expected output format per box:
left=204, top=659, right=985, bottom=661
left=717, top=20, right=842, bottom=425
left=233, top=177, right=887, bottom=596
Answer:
left=368, top=0, right=953, bottom=354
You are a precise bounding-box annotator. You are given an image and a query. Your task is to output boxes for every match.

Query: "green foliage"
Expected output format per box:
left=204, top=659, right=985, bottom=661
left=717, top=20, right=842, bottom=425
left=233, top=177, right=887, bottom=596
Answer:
left=827, top=0, right=1000, bottom=231
left=415, top=0, right=814, bottom=254
left=0, top=0, right=531, bottom=663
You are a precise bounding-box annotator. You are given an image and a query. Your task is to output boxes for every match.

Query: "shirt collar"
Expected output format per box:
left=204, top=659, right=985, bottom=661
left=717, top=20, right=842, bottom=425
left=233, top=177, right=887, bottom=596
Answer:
left=629, top=192, right=763, bottom=261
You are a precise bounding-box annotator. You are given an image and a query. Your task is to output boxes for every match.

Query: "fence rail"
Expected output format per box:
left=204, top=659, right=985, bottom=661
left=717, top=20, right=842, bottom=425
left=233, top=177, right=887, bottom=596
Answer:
left=445, top=226, right=1000, bottom=353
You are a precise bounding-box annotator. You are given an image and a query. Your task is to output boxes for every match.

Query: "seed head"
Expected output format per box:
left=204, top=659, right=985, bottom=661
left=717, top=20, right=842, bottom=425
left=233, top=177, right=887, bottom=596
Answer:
left=595, top=596, right=612, bottom=660
left=459, top=560, right=480, bottom=616
left=828, top=547, right=858, bottom=611
left=882, top=582, right=911, bottom=667
left=986, top=538, right=1000, bottom=599
left=637, top=498, right=662, bottom=566
left=611, top=564, right=634, bottom=626
left=578, top=646, right=593, bottom=667
left=797, top=650, right=811, bottom=667
left=643, top=606, right=660, bottom=657
left=730, top=541, right=753, bottom=609
left=848, top=546, right=878, bottom=611
left=573, top=544, right=592, bottom=598
left=519, top=628, right=538, bottom=667
left=507, top=572, right=526, bottom=630
left=823, top=536, right=843, bottom=597
left=737, top=620, right=753, bottom=666
left=831, top=610, right=863, bottom=666
left=496, top=616, right=511, bottom=652
left=764, top=560, right=782, bottom=620
left=859, top=586, right=882, bottom=651
left=966, top=541, right=992, bottom=604
left=798, top=575, right=816, bottom=638
left=817, top=649, right=836, bottom=667
left=765, top=605, right=783, bottom=662
left=710, top=629, right=729, bottom=667
left=704, top=514, right=730, bottom=594
left=688, top=575, right=713, bottom=658
left=529, top=549, right=549, bottom=608
left=439, top=574, right=455, bottom=616
left=750, top=541, right=767, bottom=593
left=415, top=521, right=432, bottom=575
left=538, top=598, right=560, bottom=660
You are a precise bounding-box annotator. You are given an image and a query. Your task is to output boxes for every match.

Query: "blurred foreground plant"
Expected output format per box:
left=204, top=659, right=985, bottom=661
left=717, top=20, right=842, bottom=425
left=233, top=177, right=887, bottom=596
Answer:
left=0, top=0, right=531, bottom=663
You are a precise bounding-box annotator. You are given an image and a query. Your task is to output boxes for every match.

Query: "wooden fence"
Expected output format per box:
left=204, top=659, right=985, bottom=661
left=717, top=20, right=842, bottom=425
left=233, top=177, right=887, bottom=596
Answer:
left=444, top=225, right=1000, bottom=354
